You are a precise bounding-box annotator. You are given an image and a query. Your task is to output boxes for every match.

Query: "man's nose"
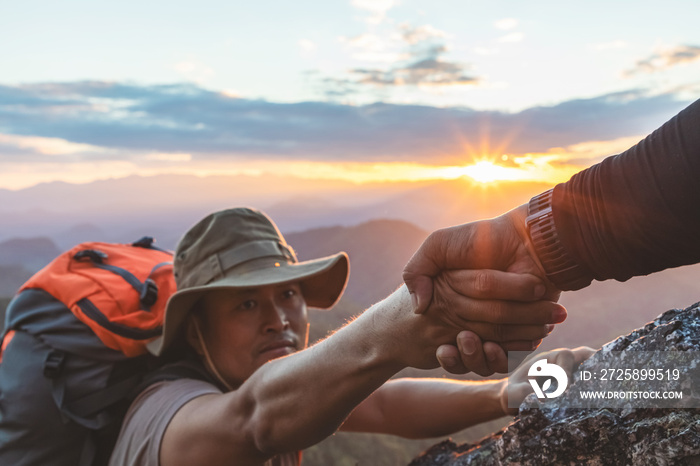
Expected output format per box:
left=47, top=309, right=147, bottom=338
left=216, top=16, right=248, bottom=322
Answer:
left=262, top=303, right=290, bottom=332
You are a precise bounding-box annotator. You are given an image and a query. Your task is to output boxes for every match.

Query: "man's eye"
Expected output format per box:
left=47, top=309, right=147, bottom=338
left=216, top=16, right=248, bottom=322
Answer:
left=282, top=289, right=296, bottom=299
left=239, top=300, right=256, bottom=310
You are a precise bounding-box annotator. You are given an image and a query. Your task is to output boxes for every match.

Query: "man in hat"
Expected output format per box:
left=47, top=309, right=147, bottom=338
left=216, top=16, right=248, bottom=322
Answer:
left=109, top=207, right=585, bottom=466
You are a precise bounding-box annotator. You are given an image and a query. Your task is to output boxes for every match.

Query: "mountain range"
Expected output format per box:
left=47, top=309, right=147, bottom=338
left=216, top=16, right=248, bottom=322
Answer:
left=2, top=215, right=699, bottom=354
left=0, top=173, right=553, bottom=249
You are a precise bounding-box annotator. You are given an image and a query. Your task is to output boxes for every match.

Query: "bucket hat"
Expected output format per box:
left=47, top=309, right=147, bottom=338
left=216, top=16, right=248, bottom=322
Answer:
left=147, top=207, right=349, bottom=356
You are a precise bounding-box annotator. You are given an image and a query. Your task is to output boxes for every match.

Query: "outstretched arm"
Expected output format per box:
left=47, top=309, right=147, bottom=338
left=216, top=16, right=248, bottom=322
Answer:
left=161, top=271, right=563, bottom=466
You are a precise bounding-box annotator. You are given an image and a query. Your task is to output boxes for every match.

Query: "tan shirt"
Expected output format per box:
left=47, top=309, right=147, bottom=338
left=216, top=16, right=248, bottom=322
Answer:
left=108, top=379, right=300, bottom=466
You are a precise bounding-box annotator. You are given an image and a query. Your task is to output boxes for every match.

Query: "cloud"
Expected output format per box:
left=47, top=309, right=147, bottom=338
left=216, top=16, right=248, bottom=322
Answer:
left=494, top=18, right=518, bottom=30
left=298, top=39, right=317, bottom=56
left=350, top=44, right=479, bottom=87
left=498, top=32, right=524, bottom=43
left=324, top=24, right=477, bottom=96
left=589, top=40, right=627, bottom=51
left=0, top=133, right=103, bottom=156
left=350, top=0, right=397, bottom=24
left=353, top=55, right=479, bottom=86
left=174, top=60, right=215, bottom=85
left=401, top=24, right=446, bottom=44
left=625, top=45, right=700, bottom=76
left=340, top=33, right=403, bottom=63
left=0, top=81, right=694, bottom=167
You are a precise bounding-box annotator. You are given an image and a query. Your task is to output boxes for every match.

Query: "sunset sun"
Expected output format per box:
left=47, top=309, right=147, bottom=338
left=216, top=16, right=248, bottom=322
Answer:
left=463, top=160, right=509, bottom=183
left=444, top=159, right=525, bottom=183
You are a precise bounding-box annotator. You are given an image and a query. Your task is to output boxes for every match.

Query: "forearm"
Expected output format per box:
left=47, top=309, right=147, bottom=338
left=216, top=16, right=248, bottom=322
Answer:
left=552, top=98, right=700, bottom=283
left=165, top=280, right=482, bottom=464
left=344, top=378, right=506, bottom=439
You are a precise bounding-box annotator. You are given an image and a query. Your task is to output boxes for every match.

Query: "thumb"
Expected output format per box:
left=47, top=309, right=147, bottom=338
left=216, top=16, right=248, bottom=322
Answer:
left=403, top=274, right=433, bottom=314
left=403, top=231, right=447, bottom=313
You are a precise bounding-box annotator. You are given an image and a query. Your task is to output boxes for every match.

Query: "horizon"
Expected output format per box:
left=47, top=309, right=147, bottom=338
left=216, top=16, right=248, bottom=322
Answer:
left=1, top=0, right=699, bottom=192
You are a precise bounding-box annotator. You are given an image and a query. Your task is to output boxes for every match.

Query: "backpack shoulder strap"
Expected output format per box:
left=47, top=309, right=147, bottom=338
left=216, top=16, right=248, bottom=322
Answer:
left=136, top=355, right=228, bottom=395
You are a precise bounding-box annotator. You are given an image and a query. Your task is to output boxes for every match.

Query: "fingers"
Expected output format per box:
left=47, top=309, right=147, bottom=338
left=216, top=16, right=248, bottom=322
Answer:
left=454, top=322, right=555, bottom=342
left=437, top=334, right=548, bottom=377
left=481, top=341, right=508, bottom=373
left=572, top=346, right=597, bottom=363
left=443, top=269, right=546, bottom=302
left=528, top=346, right=597, bottom=385
left=436, top=344, right=469, bottom=374
left=436, top=332, right=495, bottom=376
left=457, top=332, right=501, bottom=376
left=436, top=332, right=513, bottom=376
left=431, top=276, right=567, bottom=327
left=548, top=347, right=596, bottom=378
left=500, top=339, right=543, bottom=352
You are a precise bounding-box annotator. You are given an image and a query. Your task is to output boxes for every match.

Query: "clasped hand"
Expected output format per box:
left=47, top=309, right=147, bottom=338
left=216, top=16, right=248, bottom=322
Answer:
left=404, top=204, right=566, bottom=375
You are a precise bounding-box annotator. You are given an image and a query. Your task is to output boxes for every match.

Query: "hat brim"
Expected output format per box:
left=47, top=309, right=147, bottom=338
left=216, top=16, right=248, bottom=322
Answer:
left=147, top=252, right=349, bottom=356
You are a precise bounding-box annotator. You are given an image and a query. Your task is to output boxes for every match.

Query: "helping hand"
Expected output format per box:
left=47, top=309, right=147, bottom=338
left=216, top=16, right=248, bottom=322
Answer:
left=403, top=204, right=561, bottom=313
left=403, top=205, right=565, bottom=374
left=396, top=269, right=565, bottom=372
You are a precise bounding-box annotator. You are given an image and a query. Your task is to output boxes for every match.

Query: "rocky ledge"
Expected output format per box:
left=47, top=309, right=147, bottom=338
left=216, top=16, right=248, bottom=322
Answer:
left=410, top=302, right=700, bottom=466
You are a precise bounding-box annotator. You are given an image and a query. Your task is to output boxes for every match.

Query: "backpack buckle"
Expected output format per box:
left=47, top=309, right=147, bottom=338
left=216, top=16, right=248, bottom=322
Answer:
left=44, top=350, right=65, bottom=379
left=140, top=278, right=159, bottom=308
left=74, top=249, right=108, bottom=264
left=132, top=236, right=155, bottom=248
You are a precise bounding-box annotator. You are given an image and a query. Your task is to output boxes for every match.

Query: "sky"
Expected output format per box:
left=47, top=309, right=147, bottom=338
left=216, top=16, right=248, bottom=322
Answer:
left=1, top=0, right=699, bottom=190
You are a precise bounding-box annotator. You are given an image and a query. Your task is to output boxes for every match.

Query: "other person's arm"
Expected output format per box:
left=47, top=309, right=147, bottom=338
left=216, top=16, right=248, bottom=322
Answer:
left=403, top=98, right=700, bottom=373
left=341, top=346, right=595, bottom=438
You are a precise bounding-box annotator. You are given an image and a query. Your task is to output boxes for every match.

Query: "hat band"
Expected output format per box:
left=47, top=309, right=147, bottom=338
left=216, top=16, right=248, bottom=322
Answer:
left=181, top=240, right=297, bottom=288
left=219, top=240, right=296, bottom=271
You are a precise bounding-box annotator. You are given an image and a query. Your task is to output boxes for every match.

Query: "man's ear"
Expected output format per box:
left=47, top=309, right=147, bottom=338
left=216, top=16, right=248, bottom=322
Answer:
left=185, top=315, right=205, bottom=356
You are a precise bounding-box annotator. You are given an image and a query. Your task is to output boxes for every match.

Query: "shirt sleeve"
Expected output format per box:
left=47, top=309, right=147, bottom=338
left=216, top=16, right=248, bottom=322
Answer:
left=108, top=379, right=221, bottom=466
left=552, top=98, right=700, bottom=283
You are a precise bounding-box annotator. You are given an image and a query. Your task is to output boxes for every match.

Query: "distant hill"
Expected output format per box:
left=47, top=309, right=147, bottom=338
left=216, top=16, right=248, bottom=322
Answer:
left=287, top=219, right=429, bottom=308
left=548, top=264, right=700, bottom=351
left=2, top=214, right=699, bottom=352
left=0, top=173, right=553, bottom=247
left=53, top=223, right=108, bottom=250
left=0, top=296, right=10, bottom=331
left=0, top=173, right=414, bottom=246
left=0, top=237, right=60, bottom=272
left=0, top=264, right=32, bottom=298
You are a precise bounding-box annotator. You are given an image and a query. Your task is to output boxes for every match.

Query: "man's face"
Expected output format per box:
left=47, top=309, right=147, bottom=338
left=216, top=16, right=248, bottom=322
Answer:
left=191, top=282, right=309, bottom=388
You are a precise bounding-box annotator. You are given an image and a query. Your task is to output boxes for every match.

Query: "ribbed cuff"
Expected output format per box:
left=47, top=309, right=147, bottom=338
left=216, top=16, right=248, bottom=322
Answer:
left=526, top=189, right=593, bottom=291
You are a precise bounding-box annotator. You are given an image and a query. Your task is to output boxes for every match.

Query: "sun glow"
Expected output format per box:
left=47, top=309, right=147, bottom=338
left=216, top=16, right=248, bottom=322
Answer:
left=460, top=160, right=520, bottom=183
left=0, top=131, right=588, bottom=190
left=440, top=159, right=527, bottom=183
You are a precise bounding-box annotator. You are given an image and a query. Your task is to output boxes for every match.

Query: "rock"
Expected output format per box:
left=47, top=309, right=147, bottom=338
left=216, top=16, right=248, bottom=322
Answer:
left=410, top=303, right=700, bottom=466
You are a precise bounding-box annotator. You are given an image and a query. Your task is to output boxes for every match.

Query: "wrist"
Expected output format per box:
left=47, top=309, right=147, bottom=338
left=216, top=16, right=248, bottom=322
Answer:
left=495, top=379, right=510, bottom=416
left=362, top=286, right=415, bottom=371
left=526, top=188, right=593, bottom=291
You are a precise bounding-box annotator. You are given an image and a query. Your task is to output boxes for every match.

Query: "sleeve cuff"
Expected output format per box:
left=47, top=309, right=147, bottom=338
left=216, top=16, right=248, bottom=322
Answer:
left=526, top=188, right=593, bottom=291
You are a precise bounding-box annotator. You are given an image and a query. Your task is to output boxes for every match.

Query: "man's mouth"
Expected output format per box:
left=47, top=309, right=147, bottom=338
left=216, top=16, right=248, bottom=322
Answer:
left=260, top=339, right=297, bottom=358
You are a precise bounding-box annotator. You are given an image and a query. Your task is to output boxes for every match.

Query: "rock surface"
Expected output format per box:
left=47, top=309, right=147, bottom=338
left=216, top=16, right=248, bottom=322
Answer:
left=410, top=303, right=700, bottom=466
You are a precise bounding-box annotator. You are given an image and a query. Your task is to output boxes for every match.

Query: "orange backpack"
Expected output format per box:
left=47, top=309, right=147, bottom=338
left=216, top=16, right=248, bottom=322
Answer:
left=0, top=237, right=176, bottom=466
